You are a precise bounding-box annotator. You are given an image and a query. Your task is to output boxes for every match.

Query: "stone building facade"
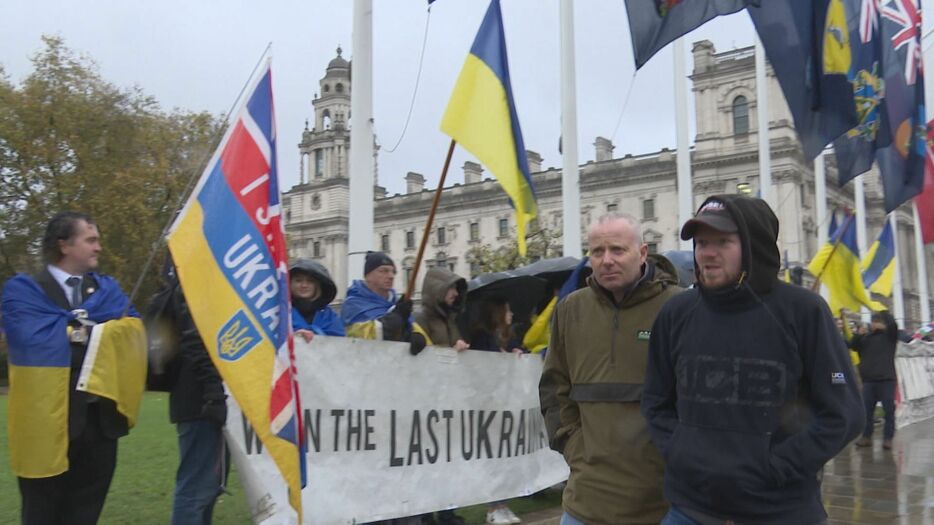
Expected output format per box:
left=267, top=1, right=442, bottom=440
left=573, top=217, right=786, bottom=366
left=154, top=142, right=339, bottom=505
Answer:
left=284, top=43, right=934, bottom=328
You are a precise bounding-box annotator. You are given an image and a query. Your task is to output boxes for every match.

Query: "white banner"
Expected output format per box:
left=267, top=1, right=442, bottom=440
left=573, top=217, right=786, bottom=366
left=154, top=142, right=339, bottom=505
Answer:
left=225, top=336, right=569, bottom=524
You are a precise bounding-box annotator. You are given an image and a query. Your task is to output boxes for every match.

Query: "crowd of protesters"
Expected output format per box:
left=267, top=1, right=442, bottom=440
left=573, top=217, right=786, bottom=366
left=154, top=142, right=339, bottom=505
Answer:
left=7, top=194, right=925, bottom=524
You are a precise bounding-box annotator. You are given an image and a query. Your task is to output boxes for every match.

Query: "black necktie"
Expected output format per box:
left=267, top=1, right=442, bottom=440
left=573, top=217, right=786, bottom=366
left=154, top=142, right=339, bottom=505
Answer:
left=65, top=276, right=82, bottom=307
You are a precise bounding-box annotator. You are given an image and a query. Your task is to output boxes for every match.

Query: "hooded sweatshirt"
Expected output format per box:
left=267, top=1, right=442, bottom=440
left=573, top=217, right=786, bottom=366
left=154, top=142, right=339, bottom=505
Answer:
left=641, top=194, right=865, bottom=524
left=540, top=254, right=681, bottom=525
left=413, top=266, right=466, bottom=346
left=289, top=259, right=344, bottom=337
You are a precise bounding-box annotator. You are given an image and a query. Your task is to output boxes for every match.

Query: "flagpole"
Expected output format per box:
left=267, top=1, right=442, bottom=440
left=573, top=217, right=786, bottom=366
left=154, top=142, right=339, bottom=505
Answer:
left=348, top=0, right=375, bottom=287
left=890, top=212, right=905, bottom=326
left=755, top=36, right=773, bottom=208
left=814, top=150, right=828, bottom=299
left=560, top=0, right=582, bottom=257
left=405, top=140, right=457, bottom=299
left=913, top=201, right=931, bottom=324
left=854, top=175, right=870, bottom=324
left=674, top=38, right=693, bottom=251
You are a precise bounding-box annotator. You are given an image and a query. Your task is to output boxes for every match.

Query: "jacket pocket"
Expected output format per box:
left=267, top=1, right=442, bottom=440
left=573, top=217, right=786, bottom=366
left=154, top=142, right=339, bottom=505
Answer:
left=667, top=424, right=777, bottom=509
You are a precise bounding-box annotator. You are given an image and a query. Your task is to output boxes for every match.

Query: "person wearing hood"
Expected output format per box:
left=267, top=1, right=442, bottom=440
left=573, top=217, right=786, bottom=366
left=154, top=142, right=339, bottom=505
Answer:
left=539, top=213, right=682, bottom=525
left=642, top=195, right=864, bottom=525
left=414, top=266, right=468, bottom=351
left=850, top=310, right=899, bottom=450
left=289, top=258, right=344, bottom=340
left=341, top=251, right=427, bottom=355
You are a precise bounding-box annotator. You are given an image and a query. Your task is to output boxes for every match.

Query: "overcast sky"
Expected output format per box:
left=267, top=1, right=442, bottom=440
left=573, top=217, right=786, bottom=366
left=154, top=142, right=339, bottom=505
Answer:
left=3, top=1, right=933, bottom=197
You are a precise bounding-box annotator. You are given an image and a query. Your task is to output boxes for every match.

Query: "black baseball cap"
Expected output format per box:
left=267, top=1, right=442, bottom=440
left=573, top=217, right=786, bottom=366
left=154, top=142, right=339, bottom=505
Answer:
left=680, top=199, right=738, bottom=240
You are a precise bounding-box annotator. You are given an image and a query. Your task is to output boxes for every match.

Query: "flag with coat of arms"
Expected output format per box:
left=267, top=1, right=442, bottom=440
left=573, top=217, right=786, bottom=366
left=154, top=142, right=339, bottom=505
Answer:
left=167, top=57, right=305, bottom=518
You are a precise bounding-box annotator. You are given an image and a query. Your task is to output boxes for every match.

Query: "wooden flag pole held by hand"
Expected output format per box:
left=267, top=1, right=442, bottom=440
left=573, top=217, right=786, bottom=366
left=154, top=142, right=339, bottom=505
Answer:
left=405, top=139, right=457, bottom=299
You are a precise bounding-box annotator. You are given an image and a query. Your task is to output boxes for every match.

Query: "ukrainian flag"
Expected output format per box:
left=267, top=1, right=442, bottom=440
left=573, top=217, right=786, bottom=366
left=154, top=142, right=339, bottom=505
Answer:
left=807, top=213, right=885, bottom=314
left=862, top=220, right=896, bottom=297
left=441, top=0, right=537, bottom=255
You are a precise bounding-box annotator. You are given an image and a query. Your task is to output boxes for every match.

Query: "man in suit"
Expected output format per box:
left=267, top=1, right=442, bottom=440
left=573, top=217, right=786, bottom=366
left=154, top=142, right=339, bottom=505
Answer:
left=15, top=211, right=130, bottom=524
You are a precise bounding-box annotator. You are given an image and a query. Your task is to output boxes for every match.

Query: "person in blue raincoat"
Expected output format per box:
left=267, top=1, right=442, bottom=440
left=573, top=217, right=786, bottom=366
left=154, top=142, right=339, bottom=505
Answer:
left=289, top=258, right=344, bottom=341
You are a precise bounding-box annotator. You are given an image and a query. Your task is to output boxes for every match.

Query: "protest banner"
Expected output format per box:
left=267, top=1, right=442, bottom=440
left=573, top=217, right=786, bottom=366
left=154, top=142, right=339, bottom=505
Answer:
left=226, top=336, right=570, bottom=524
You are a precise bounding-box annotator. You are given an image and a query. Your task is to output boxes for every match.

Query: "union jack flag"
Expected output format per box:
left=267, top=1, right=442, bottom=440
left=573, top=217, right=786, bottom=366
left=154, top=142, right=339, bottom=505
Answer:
left=880, top=0, right=922, bottom=84
left=859, top=0, right=879, bottom=43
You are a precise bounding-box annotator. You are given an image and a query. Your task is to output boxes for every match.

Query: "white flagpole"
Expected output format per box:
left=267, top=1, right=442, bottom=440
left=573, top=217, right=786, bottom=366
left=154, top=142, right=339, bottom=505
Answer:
left=855, top=175, right=870, bottom=324
left=560, top=0, right=582, bottom=257
left=674, top=38, right=693, bottom=251
left=814, top=150, right=828, bottom=299
left=755, top=36, right=773, bottom=208
left=890, top=213, right=906, bottom=326
left=913, top=202, right=930, bottom=324
left=349, top=0, right=375, bottom=286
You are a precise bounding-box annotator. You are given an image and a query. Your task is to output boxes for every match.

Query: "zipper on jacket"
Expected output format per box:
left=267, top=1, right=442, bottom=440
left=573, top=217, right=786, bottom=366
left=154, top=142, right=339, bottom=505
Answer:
left=610, top=308, right=620, bottom=365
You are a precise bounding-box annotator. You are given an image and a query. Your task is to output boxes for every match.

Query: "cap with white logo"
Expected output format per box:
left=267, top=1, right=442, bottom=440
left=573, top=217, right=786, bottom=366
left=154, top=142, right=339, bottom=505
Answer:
left=680, top=199, right=739, bottom=240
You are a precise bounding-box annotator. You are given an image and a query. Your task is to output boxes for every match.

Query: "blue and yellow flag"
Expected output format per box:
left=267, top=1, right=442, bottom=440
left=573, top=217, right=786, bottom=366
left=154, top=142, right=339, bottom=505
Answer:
left=441, top=0, right=537, bottom=255
left=1, top=273, right=142, bottom=478
left=807, top=212, right=885, bottom=314
left=862, top=219, right=896, bottom=297
left=167, top=60, right=304, bottom=517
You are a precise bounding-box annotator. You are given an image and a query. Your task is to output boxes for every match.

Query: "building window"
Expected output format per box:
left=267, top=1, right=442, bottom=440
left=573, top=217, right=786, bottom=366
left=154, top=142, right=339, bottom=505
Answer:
left=643, top=198, right=655, bottom=219
left=498, top=218, right=509, bottom=237
left=437, top=227, right=446, bottom=245
left=404, top=267, right=412, bottom=287
left=313, top=241, right=321, bottom=257
left=647, top=242, right=658, bottom=254
left=336, top=83, right=344, bottom=93
left=311, top=194, right=321, bottom=210
left=406, top=231, right=415, bottom=250
left=314, top=150, right=324, bottom=177
left=381, top=234, right=390, bottom=252
left=606, top=203, right=618, bottom=213
left=733, top=95, right=749, bottom=135
left=470, top=222, right=480, bottom=242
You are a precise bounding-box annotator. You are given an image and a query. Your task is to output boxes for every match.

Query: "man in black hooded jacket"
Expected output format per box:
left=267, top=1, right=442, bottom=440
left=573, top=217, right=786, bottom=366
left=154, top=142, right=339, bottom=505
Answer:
left=642, top=195, right=864, bottom=525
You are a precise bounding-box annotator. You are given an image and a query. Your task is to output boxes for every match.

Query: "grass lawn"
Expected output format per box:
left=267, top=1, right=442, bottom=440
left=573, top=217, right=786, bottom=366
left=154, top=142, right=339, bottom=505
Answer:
left=0, top=394, right=561, bottom=524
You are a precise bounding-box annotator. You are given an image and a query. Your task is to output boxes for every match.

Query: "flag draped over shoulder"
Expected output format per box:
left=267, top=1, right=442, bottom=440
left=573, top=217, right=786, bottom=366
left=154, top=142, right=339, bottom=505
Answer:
left=807, top=213, right=885, bottom=314
left=748, top=0, right=858, bottom=160
left=1, top=273, right=142, bottom=478
left=624, top=0, right=756, bottom=69
left=862, top=219, right=896, bottom=296
left=77, top=317, right=147, bottom=426
left=441, top=0, right=537, bottom=256
left=167, top=59, right=304, bottom=517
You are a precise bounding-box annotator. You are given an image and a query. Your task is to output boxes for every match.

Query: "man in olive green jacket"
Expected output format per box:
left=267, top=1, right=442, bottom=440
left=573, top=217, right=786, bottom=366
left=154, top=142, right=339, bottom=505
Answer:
left=540, top=213, right=681, bottom=525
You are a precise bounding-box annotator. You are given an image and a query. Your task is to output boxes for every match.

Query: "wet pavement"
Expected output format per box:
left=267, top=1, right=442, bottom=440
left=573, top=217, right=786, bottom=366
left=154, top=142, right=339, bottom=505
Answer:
left=822, top=417, right=934, bottom=524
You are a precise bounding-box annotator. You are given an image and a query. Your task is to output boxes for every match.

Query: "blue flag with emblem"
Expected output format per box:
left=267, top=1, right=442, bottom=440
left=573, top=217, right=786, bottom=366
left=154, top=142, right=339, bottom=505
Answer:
left=748, top=0, right=859, bottom=160
left=831, top=0, right=926, bottom=212
left=624, top=0, right=758, bottom=69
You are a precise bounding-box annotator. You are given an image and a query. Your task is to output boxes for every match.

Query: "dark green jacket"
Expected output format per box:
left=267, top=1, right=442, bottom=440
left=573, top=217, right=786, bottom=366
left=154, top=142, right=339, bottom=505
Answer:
left=540, top=254, right=681, bottom=525
left=414, top=267, right=466, bottom=346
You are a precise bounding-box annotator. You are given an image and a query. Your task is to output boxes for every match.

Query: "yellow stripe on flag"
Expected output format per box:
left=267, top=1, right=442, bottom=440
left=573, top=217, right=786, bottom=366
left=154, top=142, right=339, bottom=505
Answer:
left=78, top=317, right=148, bottom=427
left=8, top=364, right=70, bottom=478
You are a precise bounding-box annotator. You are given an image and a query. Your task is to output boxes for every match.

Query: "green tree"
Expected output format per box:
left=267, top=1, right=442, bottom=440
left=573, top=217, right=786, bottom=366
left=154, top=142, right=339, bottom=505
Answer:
left=465, top=225, right=563, bottom=275
left=0, top=36, right=224, bottom=305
